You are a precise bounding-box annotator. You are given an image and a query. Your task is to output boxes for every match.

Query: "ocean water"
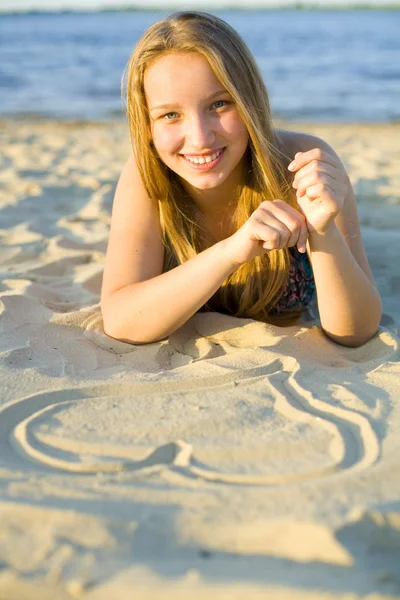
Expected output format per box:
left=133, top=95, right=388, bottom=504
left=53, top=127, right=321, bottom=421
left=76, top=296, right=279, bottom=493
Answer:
left=0, top=9, right=399, bottom=122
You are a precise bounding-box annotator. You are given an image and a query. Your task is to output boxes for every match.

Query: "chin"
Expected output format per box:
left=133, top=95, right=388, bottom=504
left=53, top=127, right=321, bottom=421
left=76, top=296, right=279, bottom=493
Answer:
left=186, top=174, right=226, bottom=190
left=191, top=180, right=220, bottom=191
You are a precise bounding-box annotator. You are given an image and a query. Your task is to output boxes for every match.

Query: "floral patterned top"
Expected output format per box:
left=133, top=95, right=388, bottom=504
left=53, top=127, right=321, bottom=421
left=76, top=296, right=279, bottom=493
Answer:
left=273, top=247, right=316, bottom=313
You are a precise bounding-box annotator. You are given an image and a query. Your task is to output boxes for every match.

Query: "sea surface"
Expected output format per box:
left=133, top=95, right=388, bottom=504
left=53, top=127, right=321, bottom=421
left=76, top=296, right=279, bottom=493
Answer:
left=0, top=9, right=399, bottom=122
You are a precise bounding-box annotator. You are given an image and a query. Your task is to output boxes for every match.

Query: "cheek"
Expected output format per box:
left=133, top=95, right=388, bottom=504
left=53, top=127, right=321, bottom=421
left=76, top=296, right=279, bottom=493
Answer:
left=221, top=114, right=248, bottom=141
left=152, top=125, right=180, bottom=154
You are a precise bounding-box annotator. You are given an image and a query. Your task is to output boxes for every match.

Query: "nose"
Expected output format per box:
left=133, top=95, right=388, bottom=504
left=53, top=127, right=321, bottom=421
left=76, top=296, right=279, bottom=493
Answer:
left=185, top=113, right=216, bottom=150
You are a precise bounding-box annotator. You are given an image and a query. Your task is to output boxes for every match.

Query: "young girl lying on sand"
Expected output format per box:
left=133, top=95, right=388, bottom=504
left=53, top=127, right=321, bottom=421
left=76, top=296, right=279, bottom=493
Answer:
left=100, top=10, right=382, bottom=347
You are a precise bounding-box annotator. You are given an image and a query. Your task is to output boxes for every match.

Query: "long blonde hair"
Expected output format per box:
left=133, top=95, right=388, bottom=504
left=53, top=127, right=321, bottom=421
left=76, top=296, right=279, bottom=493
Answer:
left=123, top=10, right=304, bottom=326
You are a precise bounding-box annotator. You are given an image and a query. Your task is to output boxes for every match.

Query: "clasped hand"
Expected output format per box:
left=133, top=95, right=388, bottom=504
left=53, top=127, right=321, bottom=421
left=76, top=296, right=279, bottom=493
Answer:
left=224, top=147, right=349, bottom=266
left=288, top=147, right=349, bottom=235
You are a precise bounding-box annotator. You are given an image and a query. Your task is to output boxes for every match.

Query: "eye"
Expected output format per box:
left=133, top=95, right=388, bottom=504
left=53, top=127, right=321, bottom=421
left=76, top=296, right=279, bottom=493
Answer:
left=163, top=112, right=179, bottom=120
left=212, top=100, right=228, bottom=109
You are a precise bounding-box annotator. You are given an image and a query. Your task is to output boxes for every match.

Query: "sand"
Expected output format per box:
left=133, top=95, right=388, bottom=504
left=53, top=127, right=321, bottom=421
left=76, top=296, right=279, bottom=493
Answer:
left=0, top=118, right=399, bottom=600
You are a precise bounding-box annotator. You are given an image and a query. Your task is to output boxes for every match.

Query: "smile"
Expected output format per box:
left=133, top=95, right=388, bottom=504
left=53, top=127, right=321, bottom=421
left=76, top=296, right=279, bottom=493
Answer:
left=181, top=148, right=225, bottom=170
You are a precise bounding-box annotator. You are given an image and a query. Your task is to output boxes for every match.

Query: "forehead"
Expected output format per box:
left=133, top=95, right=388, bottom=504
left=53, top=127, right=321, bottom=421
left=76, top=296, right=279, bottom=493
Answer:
left=144, top=52, right=225, bottom=104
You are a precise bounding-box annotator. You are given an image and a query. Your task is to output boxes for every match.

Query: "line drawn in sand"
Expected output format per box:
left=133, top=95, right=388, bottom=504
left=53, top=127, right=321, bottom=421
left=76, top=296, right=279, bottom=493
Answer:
left=1, top=360, right=380, bottom=486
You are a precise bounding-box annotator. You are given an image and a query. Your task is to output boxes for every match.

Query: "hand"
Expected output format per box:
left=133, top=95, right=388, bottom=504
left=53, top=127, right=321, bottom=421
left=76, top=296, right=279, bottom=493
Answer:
left=222, top=199, right=308, bottom=267
left=288, top=148, right=349, bottom=235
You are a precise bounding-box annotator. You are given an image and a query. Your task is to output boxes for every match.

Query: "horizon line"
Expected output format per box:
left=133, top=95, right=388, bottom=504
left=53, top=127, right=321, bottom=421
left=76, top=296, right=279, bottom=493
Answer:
left=1, top=3, right=400, bottom=13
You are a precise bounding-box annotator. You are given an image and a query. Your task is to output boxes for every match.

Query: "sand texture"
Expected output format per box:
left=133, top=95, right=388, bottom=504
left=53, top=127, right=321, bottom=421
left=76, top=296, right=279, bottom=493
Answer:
left=0, top=119, right=399, bottom=600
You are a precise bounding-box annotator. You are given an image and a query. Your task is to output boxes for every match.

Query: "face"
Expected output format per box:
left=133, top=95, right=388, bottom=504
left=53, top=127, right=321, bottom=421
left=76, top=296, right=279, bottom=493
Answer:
left=144, top=52, right=249, bottom=202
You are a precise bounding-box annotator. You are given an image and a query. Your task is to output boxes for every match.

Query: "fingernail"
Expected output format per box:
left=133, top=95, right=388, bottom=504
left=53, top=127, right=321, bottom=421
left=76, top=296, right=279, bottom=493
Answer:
left=288, top=162, right=295, bottom=171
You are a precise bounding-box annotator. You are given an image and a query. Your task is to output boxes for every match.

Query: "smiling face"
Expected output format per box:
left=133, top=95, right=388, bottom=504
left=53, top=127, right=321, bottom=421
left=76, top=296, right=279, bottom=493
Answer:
left=144, top=52, right=249, bottom=205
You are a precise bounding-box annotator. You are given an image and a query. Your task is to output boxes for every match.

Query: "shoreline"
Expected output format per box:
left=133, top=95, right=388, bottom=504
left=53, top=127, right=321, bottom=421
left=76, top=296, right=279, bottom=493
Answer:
left=2, top=116, right=400, bottom=127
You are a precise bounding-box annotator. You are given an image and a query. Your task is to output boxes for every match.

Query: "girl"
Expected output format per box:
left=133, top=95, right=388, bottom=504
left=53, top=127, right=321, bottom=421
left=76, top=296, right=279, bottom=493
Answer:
left=100, top=11, right=382, bottom=347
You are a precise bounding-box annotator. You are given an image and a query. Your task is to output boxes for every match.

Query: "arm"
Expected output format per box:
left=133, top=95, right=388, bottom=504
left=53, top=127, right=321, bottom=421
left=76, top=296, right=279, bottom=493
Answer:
left=101, top=154, right=237, bottom=344
left=103, top=241, right=237, bottom=344
left=288, top=141, right=382, bottom=347
left=101, top=153, right=309, bottom=344
left=307, top=221, right=382, bottom=347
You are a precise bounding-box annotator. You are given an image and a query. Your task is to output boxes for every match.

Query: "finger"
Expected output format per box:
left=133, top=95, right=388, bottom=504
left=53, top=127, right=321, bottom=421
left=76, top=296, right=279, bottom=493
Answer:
left=303, top=181, right=346, bottom=201
left=288, top=148, right=340, bottom=174
left=266, top=209, right=303, bottom=249
left=295, top=217, right=308, bottom=254
left=292, top=161, right=347, bottom=190
left=295, top=171, right=340, bottom=198
left=252, top=217, right=292, bottom=250
left=260, top=227, right=286, bottom=251
left=268, top=200, right=308, bottom=252
left=297, top=186, right=338, bottom=215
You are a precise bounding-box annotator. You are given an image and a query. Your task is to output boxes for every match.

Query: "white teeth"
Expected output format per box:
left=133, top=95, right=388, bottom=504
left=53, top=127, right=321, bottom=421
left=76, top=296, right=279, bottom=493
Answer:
left=184, top=150, right=222, bottom=164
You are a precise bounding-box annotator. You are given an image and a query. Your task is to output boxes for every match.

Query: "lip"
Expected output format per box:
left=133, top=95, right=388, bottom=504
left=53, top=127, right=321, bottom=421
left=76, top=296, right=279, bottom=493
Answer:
left=181, top=148, right=225, bottom=171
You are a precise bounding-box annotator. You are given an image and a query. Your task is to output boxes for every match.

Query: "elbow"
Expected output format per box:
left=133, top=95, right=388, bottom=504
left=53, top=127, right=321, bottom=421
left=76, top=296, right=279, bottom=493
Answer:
left=101, top=307, right=168, bottom=346
left=101, top=297, right=132, bottom=343
left=102, top=318, right=146, bottom=345
left=102, top=319, right=125, bottom=343
left=102, top=314, right=126, bottom=343
left=322, top=297, right=383, bottom=348
left=101, top=301, right=120, bottom=340
left=101, top=302, right=131, bottom=344
left=322, top=324, right=381, bottom=348
left=102, top=322, right=156, bottom=345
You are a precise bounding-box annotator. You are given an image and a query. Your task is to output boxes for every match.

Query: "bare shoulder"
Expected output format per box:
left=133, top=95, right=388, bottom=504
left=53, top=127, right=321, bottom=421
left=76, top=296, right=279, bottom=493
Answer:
left=274, top=127, right=341, bottom=161
left=275, top=126, right=350, bottom=187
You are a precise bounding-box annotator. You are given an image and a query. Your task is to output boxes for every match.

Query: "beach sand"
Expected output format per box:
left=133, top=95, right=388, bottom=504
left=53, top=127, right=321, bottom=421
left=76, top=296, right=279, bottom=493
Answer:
left=0, top=118, right=399, bottom=600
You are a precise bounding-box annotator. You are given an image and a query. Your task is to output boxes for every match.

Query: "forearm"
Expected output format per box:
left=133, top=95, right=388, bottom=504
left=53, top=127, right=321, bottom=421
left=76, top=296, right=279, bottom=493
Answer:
left=308, top=224, right=382, bottom=347
left=102, top=239, right=236, bottom=344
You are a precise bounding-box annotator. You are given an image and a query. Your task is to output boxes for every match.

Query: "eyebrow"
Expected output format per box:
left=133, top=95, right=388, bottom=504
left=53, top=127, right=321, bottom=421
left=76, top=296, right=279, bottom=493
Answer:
left=149, top=89, right=229, bottom=112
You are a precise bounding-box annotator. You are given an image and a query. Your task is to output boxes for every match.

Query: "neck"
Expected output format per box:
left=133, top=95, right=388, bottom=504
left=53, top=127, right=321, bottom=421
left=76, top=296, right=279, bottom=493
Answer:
left=184, top=184, right=235, bottom=217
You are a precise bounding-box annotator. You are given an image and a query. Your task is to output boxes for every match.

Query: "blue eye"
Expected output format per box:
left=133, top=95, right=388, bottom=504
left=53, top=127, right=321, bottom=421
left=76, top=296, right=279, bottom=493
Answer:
left=213, top=100, right=226, bottom=109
